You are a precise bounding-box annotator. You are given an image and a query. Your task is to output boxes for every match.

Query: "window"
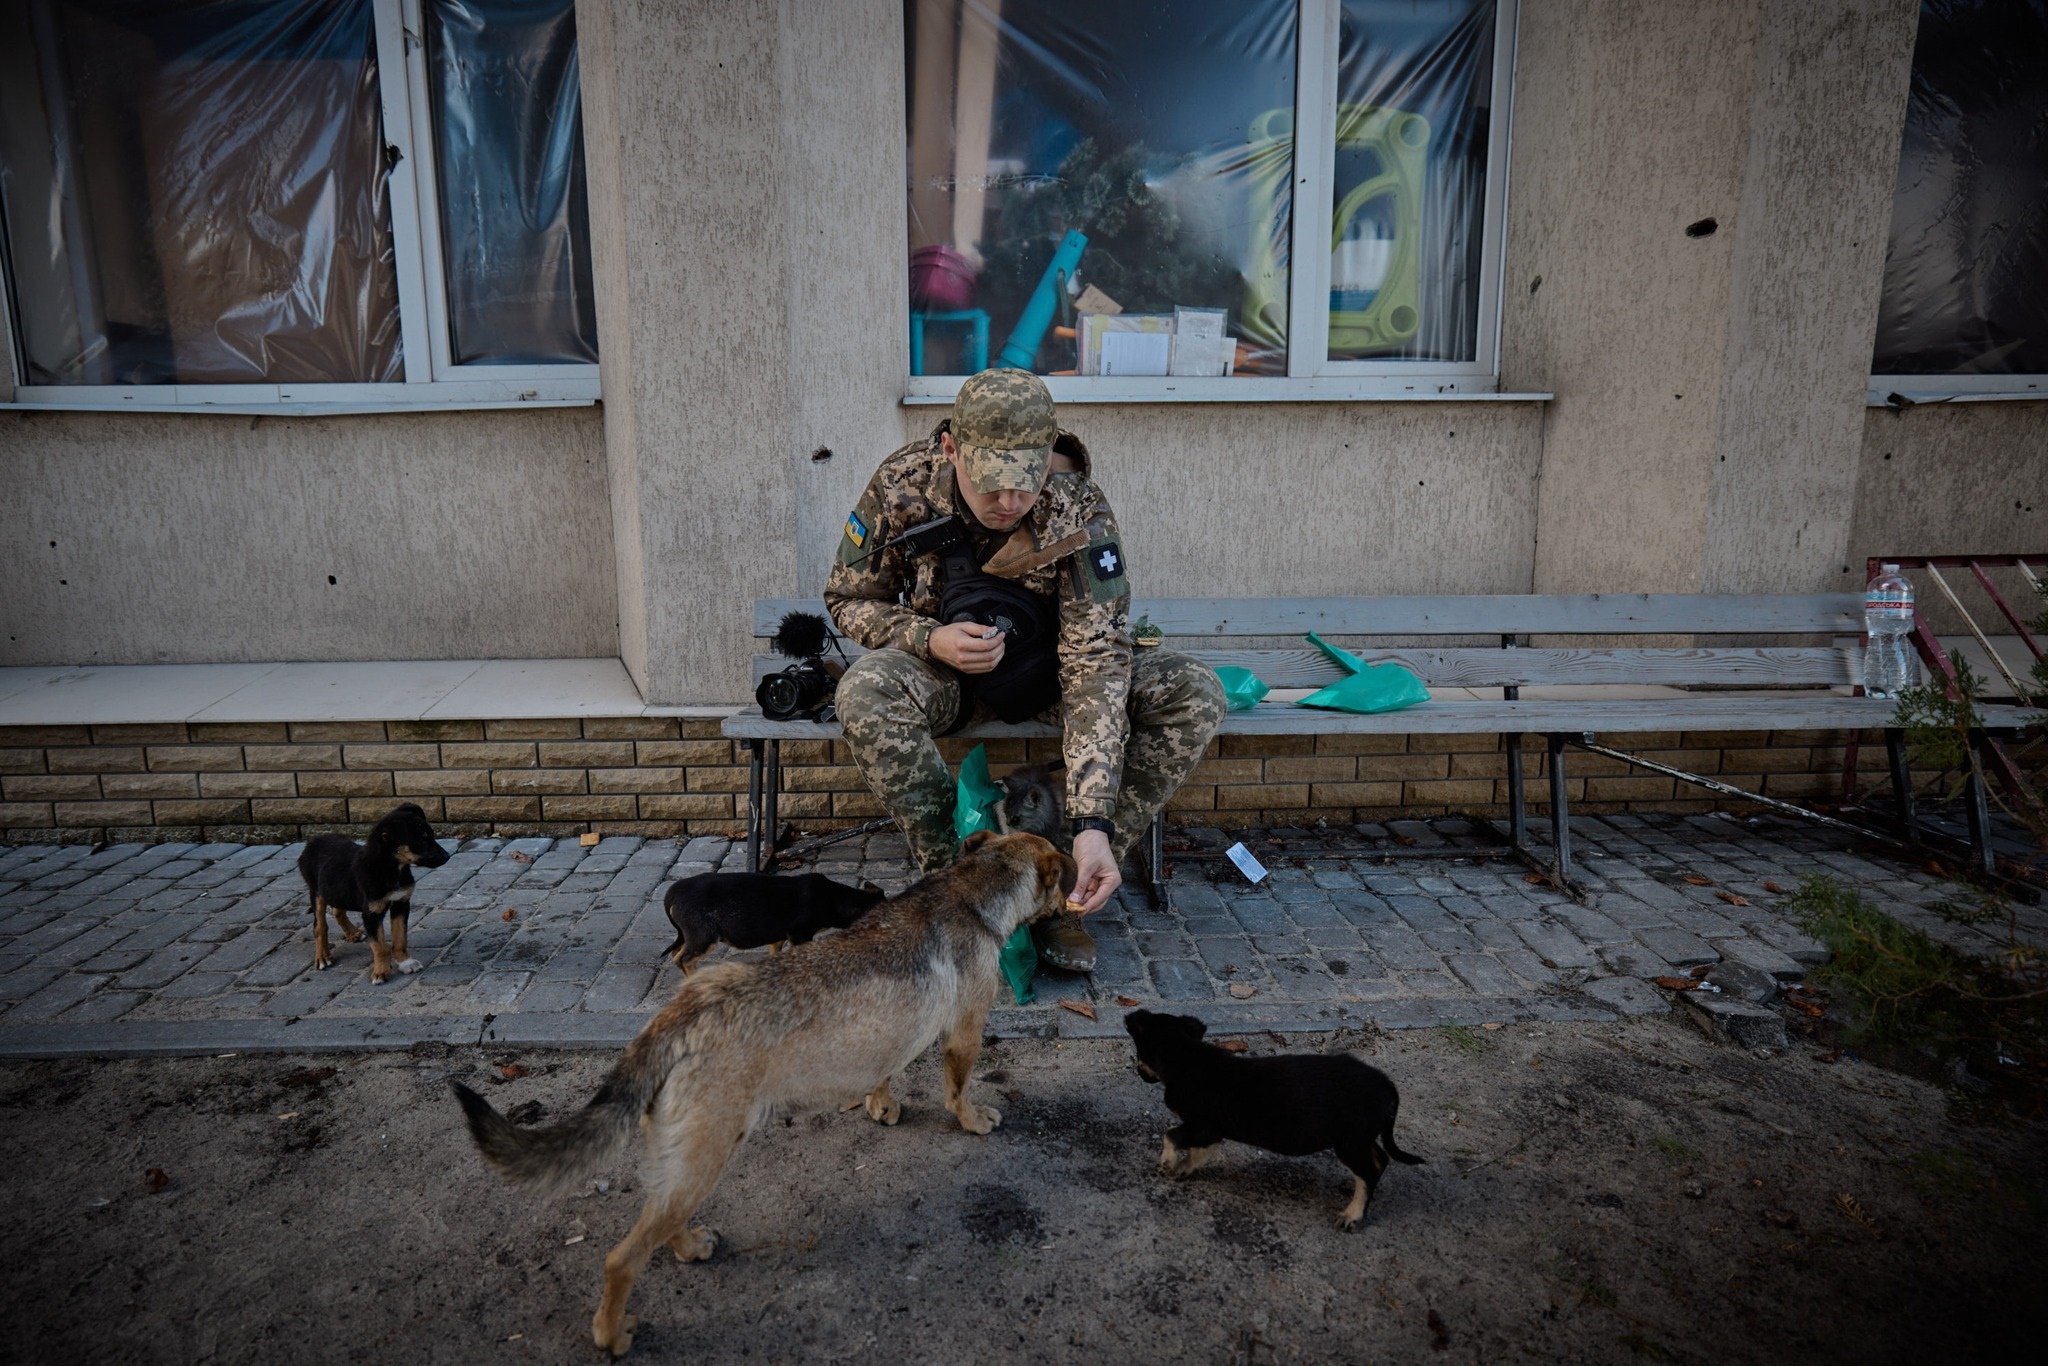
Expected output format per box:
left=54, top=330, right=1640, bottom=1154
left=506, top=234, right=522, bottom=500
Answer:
left=902, top=0, right=1515, bottom=400
left=1870, top=0, right=2047, bottom=401
left=0, top=0, right=598, bottom=411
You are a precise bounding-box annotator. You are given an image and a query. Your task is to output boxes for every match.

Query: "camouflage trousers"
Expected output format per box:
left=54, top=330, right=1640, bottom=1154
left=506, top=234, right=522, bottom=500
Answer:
left=835, top=647, right=1226, bottom=873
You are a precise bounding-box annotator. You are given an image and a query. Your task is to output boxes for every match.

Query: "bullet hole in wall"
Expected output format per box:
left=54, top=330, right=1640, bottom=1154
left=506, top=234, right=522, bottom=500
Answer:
left=328, top=575, right=337, bottom=585
left=59, top=579, right=67, bottom=585
left=1529, top=275, right=1542, bottom=294
left=812, top=447, right=833, bottom=462
left=1685, top=218, right=1718, bottom=238
left=48, top=540, right=56, bottom=547
left=1883, top=452, right=1892, bottom=460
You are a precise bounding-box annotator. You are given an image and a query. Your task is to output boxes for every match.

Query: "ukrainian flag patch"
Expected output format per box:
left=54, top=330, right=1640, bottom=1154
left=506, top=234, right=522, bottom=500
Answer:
left=844, top=510, right=869, bottom=548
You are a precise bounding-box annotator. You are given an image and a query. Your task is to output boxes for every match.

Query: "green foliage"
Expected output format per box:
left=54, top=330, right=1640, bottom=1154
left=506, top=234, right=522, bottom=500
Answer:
left=1891, top=655, right=1984, bottom=775
left=1438, top=1023, right=1490, bottom=1055
left=978, top=139, right=1242, bottom=359
left=1787, top=874, right=2046, bottom=1105
left=1650, top=1133, right=1699, bottom=1161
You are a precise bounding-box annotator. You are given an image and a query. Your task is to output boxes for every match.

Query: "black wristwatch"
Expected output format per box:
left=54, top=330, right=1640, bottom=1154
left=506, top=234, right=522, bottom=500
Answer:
left=1071, top=817, right=1116, bottom=841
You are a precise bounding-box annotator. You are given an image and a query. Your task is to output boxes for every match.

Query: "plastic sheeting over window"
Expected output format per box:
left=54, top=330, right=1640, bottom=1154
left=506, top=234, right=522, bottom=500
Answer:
left=1327, top=0, right=1495, bottom=364
left=1871, top=0, right=2048, bottom=378
left=0, top=0, right=401, bottom=385
left=904, top=0, right=1297, bottom=378
left=424, top=0, right=597, bottom=366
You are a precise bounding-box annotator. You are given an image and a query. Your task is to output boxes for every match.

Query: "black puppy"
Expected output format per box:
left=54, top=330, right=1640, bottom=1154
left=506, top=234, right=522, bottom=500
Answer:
left=995, top=760, right=1069, bottom=851
left=661, top=871, right=885, bottom=971
left=1125, top=1008, right=1424, bottom=1228
left=297, top=802, right=451, bottom=983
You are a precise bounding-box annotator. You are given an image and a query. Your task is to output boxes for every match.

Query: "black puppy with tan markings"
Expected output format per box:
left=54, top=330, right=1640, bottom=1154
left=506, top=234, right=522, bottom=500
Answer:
left=297, top=802, right=450, bottom=982
left=1125, top=1008, right=1425, bottom=1229
left=453, top=829, right=1078, bottom=1358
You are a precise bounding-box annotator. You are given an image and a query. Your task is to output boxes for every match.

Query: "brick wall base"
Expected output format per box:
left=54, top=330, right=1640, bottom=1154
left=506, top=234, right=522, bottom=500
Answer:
left=0, top=717, right=1958, bottom=847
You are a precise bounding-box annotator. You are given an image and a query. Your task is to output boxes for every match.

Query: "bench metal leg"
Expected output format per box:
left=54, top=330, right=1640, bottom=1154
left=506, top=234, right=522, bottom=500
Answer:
left=759, top=740, right=782, bottom=871
left=744, top=739, right=764, bottom=872
left=1964, top=733, right=1993, bottom=877
left=1505, top=732, right=1526, bottom=851
left=1884, top=728, right=1915, bottom=838
left=1546, top=734, right=1572, bottom=883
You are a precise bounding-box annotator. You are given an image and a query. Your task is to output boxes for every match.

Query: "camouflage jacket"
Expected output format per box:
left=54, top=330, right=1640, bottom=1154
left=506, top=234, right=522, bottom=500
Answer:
left=825, top=425, right=1133, bottom=820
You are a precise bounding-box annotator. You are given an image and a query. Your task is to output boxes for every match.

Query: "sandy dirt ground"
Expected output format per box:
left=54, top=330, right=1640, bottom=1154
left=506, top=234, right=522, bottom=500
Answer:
left=2, top=1017, right=2041, bottom=1365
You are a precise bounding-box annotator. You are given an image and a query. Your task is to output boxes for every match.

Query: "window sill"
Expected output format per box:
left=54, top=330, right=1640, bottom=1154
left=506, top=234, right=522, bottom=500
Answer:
left=903, top=376, right=1551, bottom=405
left=0, top=376, right=601, bottom=416
left=1867, top=381, right=2046, bottom=407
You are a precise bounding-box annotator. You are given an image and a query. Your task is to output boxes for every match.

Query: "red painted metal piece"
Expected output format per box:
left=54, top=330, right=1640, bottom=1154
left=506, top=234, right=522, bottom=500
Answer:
left=1968, top=560, right=2043, bottom=660
left=1842, top=554, right=2040, bottom=807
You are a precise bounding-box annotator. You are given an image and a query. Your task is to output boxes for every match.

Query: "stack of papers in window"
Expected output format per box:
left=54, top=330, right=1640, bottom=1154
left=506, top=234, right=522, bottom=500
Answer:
left=1078, top=309, right=1236, bottom=378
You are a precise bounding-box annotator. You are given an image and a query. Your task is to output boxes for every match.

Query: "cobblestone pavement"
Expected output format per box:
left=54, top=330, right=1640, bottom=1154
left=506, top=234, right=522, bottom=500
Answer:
left=0, top=812, right=2031, bottom=1056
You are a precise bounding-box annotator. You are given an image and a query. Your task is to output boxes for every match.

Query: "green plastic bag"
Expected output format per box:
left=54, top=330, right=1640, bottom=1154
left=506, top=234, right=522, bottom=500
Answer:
left=1213, top=664, right=1270, bottom=712
left=953, top=743, right=1038, bottom=1004
left=1296, top=630, right=1430, bottom=715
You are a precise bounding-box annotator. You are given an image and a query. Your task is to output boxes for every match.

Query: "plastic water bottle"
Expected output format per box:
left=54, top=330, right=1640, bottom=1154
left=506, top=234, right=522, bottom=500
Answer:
left=1861, top=563, right=1918, bottom=698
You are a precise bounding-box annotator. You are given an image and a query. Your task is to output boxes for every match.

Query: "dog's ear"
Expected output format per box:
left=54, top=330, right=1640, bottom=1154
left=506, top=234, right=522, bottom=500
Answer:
left=962, top=829, right=998, bottom=855
left=1123, top=1008, right=1154, bottom=1037
left=1039, top=848, right=1078, bottom=900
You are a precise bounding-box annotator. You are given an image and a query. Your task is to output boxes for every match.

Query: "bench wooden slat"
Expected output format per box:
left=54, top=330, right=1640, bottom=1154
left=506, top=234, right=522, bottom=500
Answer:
left=754, top=645, right=1860, bottom=689
left=723, top=697, right=2036, bottom=740
left=757, top=594, right=1865, bottom=639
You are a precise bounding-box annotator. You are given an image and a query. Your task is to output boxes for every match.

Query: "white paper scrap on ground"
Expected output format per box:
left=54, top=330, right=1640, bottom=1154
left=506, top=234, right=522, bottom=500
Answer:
left=1224, top=842, right=1269, bottom=883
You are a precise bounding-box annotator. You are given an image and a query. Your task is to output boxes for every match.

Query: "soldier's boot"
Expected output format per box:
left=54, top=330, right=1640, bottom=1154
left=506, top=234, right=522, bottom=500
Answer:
left=1033, top=914, right=1096, bottom=973
left=834, top=649, right=967, bottom=873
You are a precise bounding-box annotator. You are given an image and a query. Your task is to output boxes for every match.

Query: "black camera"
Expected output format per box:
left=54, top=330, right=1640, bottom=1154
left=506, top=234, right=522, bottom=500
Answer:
left=755, top=611, right=847, bottom=722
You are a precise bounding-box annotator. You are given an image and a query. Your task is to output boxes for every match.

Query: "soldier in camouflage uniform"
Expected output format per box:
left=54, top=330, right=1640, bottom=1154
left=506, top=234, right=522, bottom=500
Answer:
left=826, top=369, right=1225, bottom=971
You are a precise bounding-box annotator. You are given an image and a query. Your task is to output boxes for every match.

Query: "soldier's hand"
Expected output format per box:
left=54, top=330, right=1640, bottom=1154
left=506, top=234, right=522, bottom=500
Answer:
left=930, top=622, right=1007, bottom=675
left=1070, top=828, right=1121, bottom=913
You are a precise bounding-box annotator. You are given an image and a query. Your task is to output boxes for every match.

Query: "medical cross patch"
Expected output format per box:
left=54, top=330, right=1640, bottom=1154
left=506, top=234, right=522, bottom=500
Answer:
left=1081, top=536, right=1127, bottom=603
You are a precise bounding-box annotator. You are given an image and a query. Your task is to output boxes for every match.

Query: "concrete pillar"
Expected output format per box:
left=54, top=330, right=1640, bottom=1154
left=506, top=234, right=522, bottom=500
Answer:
left=578, top=0, right=801, bottom=704
left=579, top=0, right=905, bottom=704
left=1700, top=0, right=1917, bottom=593
left=1506, top=0, right=1917, bottom=596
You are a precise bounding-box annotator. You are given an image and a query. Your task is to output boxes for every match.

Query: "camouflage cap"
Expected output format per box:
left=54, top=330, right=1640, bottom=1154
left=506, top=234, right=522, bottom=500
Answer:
left=952, top=369, right=1055, bottom=493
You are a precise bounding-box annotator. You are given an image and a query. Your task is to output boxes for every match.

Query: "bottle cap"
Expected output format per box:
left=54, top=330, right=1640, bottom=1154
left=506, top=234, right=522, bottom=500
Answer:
left=1880, top=563, right=1900, bottom=572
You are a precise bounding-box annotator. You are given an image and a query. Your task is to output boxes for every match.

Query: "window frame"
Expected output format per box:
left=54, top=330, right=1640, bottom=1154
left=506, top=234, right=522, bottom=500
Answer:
left=0, top=0, right=600, bottom=415
left=900, top=0, right=1522, bottom=405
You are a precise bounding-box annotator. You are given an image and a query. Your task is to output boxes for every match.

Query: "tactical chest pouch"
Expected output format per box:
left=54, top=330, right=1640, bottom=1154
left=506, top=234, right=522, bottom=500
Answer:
left=939, top=543, right=1062, bottom=724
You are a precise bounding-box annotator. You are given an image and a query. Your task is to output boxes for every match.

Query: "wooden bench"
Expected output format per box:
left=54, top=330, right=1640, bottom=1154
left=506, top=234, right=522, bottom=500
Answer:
left=724, top=594, right=2039, bottom=891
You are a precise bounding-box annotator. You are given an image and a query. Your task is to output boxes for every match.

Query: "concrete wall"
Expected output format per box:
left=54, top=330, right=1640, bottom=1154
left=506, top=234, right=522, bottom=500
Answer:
left=847, top=402, right=1545, bottom=602
left=0, top=407, right=616, bottom=664
left=7, top=0, right=2045, bottom=707
left=1849, top=402, right=2048, bottom=634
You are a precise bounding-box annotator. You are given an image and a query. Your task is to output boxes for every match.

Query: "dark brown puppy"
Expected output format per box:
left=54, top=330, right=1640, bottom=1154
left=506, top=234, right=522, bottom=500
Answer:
left=1125, top=1008, right=1424, bottom=1228
left=660, top=872, right=885, bottom=971
left=297, top=803, right=451, bottom=982
left=453, top=830, right=1077, bottom=1358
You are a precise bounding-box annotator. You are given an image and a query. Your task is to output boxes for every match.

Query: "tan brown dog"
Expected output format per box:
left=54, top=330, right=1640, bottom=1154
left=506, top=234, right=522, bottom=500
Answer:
left=452, top=830, right=1077, bottom=1357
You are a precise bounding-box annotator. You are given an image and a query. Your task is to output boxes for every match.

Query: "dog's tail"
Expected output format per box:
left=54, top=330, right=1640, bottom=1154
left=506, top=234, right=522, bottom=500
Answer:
left=452, top=1027, right=681, bottom=1195
left=1382, top=1122, right=1427, bottom=1166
